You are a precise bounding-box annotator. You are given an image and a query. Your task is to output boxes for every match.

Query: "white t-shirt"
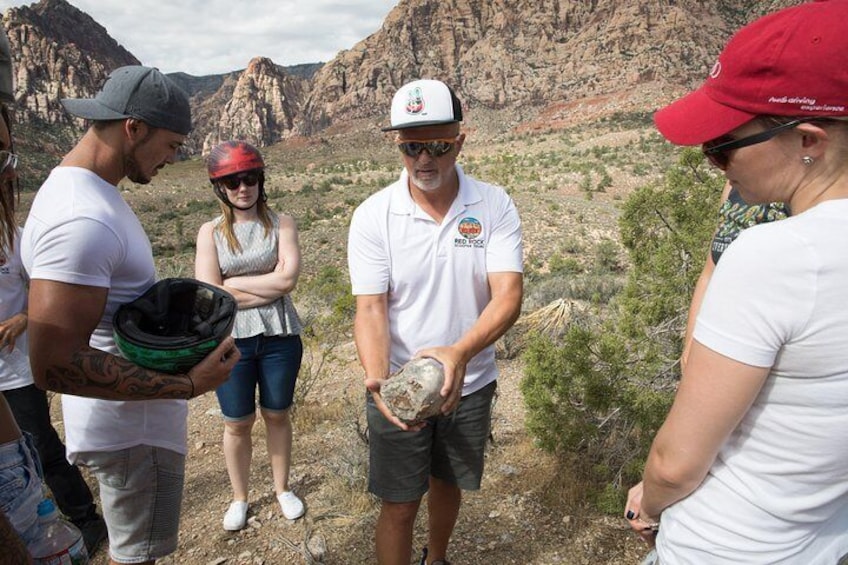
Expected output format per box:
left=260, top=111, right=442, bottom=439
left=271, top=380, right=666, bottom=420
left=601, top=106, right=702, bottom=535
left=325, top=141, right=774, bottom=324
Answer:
left=658, top=199, right=848, bottom=563
left=348, top=165, right=523, bottom=395
left=21, top=167, right=188, bottom=460
left=0, top=227, right=31, bottom=391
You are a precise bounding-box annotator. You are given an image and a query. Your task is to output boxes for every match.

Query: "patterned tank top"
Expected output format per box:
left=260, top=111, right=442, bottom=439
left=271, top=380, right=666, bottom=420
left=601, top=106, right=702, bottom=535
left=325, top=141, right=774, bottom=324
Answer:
left=710, top=187, right=789, bottom=265
left=213, top=215, right=302, bottom=339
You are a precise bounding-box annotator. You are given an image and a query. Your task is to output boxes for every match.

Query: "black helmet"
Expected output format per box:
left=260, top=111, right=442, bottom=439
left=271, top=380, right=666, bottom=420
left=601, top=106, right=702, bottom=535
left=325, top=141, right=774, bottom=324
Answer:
left=113, top=278, right=237, bottom=374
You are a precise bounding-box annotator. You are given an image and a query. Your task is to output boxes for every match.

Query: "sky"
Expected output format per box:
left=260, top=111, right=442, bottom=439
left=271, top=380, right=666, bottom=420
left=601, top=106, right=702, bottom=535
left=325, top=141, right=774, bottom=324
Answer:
left=0, top=0, right=401, bottom=75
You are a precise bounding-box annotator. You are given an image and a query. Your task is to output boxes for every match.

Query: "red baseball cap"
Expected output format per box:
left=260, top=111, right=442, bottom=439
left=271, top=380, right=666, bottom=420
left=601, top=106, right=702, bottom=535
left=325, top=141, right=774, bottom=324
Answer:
left=655, top=0, right=848, bottom=146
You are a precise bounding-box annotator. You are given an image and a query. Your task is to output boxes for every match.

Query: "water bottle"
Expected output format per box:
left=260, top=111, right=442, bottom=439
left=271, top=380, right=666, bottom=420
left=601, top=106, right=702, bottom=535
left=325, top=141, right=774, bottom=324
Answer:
left=28, top=498, right=90, bottom=565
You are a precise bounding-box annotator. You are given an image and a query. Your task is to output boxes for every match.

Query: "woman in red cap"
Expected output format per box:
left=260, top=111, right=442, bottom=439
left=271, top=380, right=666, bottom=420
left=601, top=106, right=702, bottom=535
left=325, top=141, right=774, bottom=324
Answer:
left=626, top=2, right=848, bottom=563
left=195, top=140, right=305, bottom=530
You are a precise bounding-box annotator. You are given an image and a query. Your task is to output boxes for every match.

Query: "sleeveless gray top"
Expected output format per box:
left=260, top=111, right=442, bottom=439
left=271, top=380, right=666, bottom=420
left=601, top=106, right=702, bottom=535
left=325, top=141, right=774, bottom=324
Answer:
left=213, top=215, right=302, bottom=339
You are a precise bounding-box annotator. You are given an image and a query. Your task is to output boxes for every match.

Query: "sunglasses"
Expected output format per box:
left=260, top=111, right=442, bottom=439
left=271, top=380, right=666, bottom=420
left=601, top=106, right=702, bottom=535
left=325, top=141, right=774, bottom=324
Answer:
left=702, top=118, right=818, bottom=170
left=217, top=171, right=260, bottom=190
left=0, top=150, right=19, bottom=174
left=396, top=137, right=458, bottom=158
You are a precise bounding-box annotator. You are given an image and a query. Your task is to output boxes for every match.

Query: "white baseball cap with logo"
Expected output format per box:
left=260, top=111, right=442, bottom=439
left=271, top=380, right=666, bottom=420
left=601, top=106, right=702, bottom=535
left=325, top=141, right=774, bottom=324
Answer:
left=382, top=79, right=463, bottom=131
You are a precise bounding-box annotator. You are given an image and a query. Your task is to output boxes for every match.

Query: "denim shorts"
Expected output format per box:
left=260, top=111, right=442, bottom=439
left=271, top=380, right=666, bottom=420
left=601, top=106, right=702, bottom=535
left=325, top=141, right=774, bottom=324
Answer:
left=76, top=445, right=185, bottom=564
left=367, top=380, right=496, bottom=503
left=0, top=433, right=44, bottom=547
left=216, top=334, right=303, bottom=420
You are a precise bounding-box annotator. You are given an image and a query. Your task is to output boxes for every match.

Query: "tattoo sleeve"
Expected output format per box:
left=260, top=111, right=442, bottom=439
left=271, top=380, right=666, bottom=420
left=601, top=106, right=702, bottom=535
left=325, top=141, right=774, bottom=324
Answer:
left=43, top=347, right=193, bottom=400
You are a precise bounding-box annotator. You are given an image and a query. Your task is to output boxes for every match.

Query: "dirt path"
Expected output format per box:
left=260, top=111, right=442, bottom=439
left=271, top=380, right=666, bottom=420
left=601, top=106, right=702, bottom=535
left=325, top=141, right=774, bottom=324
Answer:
left=70, top=349, right=650, bottom=564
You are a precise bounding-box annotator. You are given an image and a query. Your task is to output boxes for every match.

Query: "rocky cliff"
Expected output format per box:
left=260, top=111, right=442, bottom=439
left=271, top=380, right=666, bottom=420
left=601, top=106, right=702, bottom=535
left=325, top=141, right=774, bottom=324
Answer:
left=2, top=0, right=138, bottom=126
left=294, top=0, right=803, bottom=135
left=200, top=57, right=309, bottom=154
left=1, top=0, right=804, bottom=157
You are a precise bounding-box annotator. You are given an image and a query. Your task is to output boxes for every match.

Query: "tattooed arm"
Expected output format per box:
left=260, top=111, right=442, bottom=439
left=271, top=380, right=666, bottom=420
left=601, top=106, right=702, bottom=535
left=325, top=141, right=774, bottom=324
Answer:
left=27, top=279, right=240, bottom=400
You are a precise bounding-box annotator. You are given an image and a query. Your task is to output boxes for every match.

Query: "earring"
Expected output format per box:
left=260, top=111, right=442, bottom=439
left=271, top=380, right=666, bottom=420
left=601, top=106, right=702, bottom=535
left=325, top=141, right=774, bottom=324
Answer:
left=802, top=156, right=815, bottom=166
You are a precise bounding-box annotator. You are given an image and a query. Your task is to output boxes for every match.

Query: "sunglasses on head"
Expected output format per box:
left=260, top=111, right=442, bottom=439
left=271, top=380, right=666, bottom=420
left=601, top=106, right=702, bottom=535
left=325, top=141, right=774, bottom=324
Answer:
left=702, top=118, right=821, bottom=170
left=217, top=171, right=261, bottom=190
left=0, top=150, right=19, bottom=174
left=396, top=137, right=458, bottom=158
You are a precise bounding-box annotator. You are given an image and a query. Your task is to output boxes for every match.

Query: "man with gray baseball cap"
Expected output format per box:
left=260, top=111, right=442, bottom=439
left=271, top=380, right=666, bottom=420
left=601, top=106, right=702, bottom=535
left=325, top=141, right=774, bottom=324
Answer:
left=61, top=65, right=192, bottom=136
left=21, top=65, right=239, bottom=564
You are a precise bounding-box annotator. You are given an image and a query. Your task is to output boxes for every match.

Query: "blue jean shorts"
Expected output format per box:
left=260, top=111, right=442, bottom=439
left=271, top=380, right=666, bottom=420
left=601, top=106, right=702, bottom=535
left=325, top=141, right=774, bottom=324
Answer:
left=216, top=334, right=303, bottom=420
left=0, top=433, right=44, bottom=547
left=367, top=380, right=497, bottom=503
left=76, top=445, right=185, bottom=564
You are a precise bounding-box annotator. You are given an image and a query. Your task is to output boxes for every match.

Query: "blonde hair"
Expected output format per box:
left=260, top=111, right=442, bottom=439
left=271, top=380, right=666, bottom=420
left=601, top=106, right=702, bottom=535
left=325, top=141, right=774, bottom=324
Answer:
left=214, top=197, right=275, bottom=254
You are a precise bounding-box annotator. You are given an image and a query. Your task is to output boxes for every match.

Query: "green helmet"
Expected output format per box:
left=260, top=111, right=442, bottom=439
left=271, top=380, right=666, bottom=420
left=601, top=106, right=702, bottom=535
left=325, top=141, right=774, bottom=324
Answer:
left=113, top=278, right=237, bottom=374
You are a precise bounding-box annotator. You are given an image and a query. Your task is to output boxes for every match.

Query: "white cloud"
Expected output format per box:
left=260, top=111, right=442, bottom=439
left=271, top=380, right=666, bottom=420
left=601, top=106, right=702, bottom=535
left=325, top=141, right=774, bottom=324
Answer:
left=0, top=0, right=399, bottom=75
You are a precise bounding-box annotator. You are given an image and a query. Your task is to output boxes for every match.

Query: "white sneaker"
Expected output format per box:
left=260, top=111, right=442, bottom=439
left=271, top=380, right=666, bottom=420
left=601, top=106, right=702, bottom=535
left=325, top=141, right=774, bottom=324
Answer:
left=222, top=500, right=249, bottom=531
left=277, top=491, right=304, bottom=520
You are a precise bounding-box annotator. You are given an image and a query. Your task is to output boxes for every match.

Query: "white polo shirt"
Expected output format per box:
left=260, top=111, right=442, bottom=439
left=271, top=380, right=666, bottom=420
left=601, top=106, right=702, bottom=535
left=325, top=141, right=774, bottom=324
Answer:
left=348, top=165, right=522, bottom=395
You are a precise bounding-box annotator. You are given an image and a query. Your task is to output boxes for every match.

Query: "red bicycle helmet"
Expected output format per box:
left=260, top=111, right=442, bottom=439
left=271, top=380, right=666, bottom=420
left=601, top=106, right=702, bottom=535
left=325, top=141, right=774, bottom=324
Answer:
left=207, top=140, right=264, bottom=179
left=207, top=140, right=266, bottom=209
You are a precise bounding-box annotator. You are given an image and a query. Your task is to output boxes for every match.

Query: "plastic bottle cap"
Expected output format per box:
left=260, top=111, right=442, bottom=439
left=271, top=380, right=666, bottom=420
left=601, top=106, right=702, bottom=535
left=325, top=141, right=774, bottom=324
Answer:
left=37, top=498, right=58, bottom=518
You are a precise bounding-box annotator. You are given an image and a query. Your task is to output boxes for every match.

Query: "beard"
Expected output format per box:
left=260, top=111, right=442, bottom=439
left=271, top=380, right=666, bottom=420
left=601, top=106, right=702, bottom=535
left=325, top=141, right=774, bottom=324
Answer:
left=410, top=169, right=443, bottom=192
left=125, top=150, right=152, bottom=184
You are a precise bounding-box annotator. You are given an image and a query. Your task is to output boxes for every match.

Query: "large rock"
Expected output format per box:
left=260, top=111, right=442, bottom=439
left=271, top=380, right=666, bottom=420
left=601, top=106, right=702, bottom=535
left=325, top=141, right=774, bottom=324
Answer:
left=381, top=358, right=445, bottom=425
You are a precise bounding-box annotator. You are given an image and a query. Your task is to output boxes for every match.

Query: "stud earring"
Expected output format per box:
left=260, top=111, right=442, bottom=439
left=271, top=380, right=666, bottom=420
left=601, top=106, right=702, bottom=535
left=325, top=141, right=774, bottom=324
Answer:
left=802, top=156, right=815, bottom=166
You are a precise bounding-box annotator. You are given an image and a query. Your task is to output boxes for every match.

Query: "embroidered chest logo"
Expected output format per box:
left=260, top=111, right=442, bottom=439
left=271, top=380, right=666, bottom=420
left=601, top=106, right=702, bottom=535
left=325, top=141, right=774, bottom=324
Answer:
left=455, top=217, right=484, bottom=249
left=405, top=87, right=425, bottom=115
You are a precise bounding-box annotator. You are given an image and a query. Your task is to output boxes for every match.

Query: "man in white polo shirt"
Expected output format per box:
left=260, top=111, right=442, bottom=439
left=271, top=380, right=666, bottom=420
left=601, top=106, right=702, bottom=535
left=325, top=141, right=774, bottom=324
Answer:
left=348, top=79, right=523, bottom=565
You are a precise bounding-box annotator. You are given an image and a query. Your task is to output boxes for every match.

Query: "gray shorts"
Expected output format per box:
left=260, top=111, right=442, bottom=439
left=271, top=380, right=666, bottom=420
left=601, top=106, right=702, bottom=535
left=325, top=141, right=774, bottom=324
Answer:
left=77, top=445, right=185, bottom=564
left=367, top=380, right=496, bottom=503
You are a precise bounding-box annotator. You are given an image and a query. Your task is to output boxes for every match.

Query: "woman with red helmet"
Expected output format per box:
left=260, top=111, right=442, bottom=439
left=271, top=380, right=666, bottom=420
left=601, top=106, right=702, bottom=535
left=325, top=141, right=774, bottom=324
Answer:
left=195, top=140, right=305, bottom=530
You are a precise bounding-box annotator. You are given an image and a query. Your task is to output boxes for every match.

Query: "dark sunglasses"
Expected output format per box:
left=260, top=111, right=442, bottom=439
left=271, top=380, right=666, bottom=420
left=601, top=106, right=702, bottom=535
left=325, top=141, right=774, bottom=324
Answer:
left=217, top=171, right=261, bottom=190
left=702, top=118, right=819, bottom=170
left=0, top=150, right=18, bottom=174
left=396, top=137, right=458, bottom=158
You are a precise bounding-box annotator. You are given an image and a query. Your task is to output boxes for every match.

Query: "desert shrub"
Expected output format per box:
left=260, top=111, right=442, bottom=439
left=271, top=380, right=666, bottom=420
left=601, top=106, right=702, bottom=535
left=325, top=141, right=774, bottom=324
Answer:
left=295, top=266, right=355, bottom=406
left=520, top=148, right=725, bottom=511
left=525, top=272, right=624, bottom=311
left=548, top=252, right=581, bottom=275
left=592, top=238, right=623, bottom=274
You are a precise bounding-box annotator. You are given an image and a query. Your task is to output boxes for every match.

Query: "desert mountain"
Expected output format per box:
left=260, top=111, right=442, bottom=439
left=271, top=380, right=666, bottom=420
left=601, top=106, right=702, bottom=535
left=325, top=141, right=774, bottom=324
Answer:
left=3, top=0, right=137, bottom=125
left=2, top=0, right=803, bottom=158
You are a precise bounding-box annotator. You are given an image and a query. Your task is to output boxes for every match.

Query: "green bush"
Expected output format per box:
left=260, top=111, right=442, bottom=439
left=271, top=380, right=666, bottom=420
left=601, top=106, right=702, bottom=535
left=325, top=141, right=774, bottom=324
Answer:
left=520, top=148, right=725, bottom=509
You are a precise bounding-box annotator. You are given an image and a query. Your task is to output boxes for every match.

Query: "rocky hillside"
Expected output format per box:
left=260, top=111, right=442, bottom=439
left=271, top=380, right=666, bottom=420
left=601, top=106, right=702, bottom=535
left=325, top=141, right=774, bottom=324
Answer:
left=2, top=0, right=137, bottom=125
left=294, top=0, right=803, bottom=135
left=199, top=57, right=310, bottom=154
left=2, top=0, right=803, bottom=158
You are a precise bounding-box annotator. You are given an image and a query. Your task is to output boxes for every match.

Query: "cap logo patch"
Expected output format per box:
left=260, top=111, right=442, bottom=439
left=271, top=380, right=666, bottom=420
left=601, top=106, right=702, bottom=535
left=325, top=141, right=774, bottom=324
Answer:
left=709, top=61, right=722, bottom=79
left=405, top=87, right=425, bottom=115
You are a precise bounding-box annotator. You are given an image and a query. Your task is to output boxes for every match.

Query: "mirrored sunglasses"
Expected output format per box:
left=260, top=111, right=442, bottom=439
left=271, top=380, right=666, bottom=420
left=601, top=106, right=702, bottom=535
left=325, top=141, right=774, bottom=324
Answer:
left=217, top=171, right=260, bottom=190
left=0, top=150, right=19, bottom=174
left=396, top=138, right=458, bottom=158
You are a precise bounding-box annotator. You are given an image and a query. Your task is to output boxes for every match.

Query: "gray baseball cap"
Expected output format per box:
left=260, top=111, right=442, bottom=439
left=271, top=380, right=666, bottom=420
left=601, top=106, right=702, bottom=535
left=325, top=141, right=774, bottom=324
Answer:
left=0, top=28, right=14, bottom=104
left=61, top=65, right=192, bottom=135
